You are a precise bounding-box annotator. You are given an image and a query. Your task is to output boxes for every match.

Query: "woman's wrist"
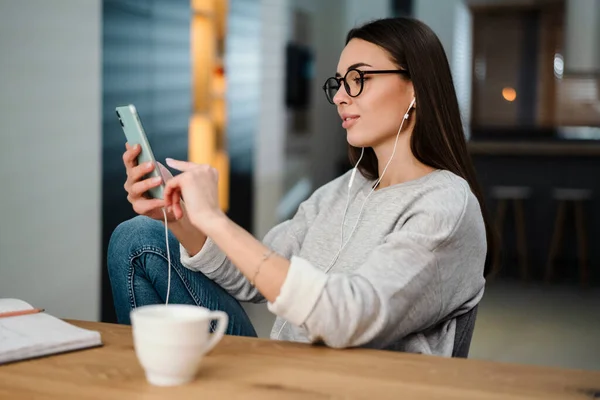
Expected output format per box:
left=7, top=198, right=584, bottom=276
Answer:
left=168, top=206, right=208, bottom=256
left=190, top=209, right=229, bottom=237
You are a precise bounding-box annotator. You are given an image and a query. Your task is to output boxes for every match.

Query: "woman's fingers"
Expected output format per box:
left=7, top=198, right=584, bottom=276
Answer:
left=171, top=187, right=184, bottom=219
left=130, top=176, right=163, bottom=198
left=165, top=158, right=197, bottom=172
left=131, top=198, right=164, bottom=216
left=172, top=202, right=184, bottom=220
left=123, top=143, right=141, bottom=169
left=128, top=161, right=156, bottom=182
left=163, top=178, right=178, bottom=206
left=163, top=178, right=183, bottom=219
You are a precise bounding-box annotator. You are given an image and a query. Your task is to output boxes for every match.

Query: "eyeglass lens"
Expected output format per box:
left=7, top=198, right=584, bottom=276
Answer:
left=324, top=69, right=362, bottom=103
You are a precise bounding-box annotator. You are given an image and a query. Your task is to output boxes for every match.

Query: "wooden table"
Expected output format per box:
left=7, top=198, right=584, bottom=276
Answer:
left=0, top=320, right=599, bottom=399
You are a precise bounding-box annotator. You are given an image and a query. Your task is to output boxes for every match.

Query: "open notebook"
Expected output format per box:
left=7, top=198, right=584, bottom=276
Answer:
left=0, top=298, right=102, bottom=365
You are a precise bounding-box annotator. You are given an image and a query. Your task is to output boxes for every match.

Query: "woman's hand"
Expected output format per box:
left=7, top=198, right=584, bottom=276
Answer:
left=122, top=143, right=177, bottom=222
left=163, top=158, right=226, bottom=233
left=164, top=159, right=289, bottom=303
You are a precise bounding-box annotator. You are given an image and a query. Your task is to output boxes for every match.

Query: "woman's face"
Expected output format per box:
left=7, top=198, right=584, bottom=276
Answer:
left=333, top=39, right=415, bottom=149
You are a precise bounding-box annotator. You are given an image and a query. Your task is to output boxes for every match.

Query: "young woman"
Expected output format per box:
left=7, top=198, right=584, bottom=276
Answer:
left=108, top=16, right=493, bottom=356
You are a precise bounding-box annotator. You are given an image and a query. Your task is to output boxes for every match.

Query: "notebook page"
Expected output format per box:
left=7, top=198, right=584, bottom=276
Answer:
left=0, top=313, right=101, bottom=364
left=0, top=299, right=34, bottom=314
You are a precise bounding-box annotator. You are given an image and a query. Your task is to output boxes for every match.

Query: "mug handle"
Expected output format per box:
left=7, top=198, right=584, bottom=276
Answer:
left=204, top=311, right=229, bottom=354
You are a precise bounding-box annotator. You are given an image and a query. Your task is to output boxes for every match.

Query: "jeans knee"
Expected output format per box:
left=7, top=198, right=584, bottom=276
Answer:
left=107, top=216, right=164, bottom=274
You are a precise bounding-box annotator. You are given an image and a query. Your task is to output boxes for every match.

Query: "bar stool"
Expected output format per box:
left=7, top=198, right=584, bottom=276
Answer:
left=545, top=188, right=592, bottom=287
left=490, top=186, right=531, bottom=281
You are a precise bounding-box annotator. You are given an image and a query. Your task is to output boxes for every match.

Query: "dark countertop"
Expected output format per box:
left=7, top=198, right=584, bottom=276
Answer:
left=468, top=141, right=600, bottom=156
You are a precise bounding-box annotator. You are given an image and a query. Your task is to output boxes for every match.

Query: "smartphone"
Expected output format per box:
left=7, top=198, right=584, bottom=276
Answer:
left=115, top=104, right=165, bottom=199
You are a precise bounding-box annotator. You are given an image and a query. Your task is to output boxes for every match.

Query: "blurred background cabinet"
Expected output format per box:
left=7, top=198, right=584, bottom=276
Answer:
left=190, top=0, right=230, bottom=211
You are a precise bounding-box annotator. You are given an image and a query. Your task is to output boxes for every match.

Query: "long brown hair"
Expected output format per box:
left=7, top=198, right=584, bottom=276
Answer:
left=346, top=17, right=495, bottom=276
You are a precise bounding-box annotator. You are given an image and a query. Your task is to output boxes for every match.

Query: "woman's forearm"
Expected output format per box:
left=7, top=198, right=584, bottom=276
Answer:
left=204, top=214, right=290, bottom=303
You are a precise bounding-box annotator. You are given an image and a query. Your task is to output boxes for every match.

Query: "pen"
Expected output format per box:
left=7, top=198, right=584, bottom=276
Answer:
left=0, top=308, right=45, bottom=319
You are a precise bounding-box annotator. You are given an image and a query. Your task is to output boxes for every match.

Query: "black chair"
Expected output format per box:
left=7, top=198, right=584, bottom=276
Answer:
left=452, top=305, right=479, bottom=358
left=317, top=305, right=479, bottom=357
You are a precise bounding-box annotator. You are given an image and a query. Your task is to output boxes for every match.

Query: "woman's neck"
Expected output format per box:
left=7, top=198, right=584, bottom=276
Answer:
left=372, top=133, right=435, bottom=190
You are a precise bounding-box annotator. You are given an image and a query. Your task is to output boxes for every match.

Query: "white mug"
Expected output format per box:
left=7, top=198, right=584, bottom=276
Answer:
left=130, top=304, right=228, bottom=386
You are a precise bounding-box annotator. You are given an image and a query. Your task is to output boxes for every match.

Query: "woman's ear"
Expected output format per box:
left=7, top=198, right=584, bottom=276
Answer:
left=404, top=97, right=417, bottom=120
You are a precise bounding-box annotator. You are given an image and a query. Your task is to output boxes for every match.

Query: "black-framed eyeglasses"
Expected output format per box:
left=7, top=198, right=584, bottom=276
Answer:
left=322, top=68, right=410, bottom=104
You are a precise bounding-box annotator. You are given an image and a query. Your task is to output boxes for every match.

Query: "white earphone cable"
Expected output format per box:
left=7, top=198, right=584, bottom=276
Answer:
left=325, top=99, right=414, bottom=273
left=276, top=99, right=415, bottom=339
left=162, top=207, right=172, bottom=305
left=340, top=147, right=364, bottom=248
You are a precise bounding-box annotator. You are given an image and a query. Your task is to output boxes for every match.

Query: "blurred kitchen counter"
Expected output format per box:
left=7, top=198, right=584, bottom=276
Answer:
left=468, top=140, right=600, bottom=156
left=467, top=139, right=600, bottom=285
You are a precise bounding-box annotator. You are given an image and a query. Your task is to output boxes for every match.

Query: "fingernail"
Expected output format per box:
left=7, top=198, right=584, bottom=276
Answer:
left=152, top=177, right=162, bottom=183
left=167, top=206, right=172, bottom=214
left=165, top=158, right=174, bottom=165
left=146, top=161, right=153, bottom=169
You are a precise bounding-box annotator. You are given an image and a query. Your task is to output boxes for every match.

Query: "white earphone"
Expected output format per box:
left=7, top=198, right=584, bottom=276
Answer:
left=275, top=97, right=416, bottom=340
left=348, top=97, right=415, bottom=189
left=328, top=96, right=415, bottom=268
left=405, top=97, right=416, bottom=118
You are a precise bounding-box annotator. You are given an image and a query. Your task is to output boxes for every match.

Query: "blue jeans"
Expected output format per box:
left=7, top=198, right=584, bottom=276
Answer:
left=107, top=215, right=257, bottom=337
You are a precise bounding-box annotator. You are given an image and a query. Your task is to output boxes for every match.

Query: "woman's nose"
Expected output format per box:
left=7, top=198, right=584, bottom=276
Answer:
left=333, top=85, right=351, bottom=105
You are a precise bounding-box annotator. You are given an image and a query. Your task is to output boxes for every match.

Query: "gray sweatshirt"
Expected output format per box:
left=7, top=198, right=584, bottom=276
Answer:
left=180, top=169, right=487, bottom=356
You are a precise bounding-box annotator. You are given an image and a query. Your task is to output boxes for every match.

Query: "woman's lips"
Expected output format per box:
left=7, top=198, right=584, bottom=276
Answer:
left=342, top=116, right=360, bottom=129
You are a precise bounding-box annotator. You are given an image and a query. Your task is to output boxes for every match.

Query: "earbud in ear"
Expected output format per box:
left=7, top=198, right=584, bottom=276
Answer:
left=404, top=97, right=416, bottom=120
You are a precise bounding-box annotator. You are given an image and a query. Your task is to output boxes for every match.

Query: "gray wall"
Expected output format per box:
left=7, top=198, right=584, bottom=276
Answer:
left=243, top=0, right=289, bottom=338
left=346, top=0, right=392, bottom=29
left=225, top=0, right=262, bottom=233
left=253, top=0, right=288, bottom=240
left=0, top=0, right=102, bottom=320
left=309, top=0, right=352, bottom=190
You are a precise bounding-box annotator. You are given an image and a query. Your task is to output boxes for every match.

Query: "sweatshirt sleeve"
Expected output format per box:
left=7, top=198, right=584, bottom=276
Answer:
left=179, top=197, right=317, bottom=303
left=268, top=185, right=487, bottom=349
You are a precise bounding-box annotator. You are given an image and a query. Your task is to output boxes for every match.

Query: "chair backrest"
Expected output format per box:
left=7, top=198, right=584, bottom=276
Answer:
left=452, top=305, right=479, bottom=358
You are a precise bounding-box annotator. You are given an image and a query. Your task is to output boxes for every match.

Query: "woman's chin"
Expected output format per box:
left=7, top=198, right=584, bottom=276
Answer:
left=346, top=129, right=371, bottom=148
